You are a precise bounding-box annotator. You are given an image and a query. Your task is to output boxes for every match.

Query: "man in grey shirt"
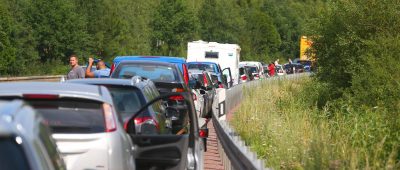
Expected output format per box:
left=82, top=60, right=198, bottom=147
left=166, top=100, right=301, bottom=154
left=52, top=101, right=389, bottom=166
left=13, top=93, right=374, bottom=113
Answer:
left=67, top=54, right=85, bottom=79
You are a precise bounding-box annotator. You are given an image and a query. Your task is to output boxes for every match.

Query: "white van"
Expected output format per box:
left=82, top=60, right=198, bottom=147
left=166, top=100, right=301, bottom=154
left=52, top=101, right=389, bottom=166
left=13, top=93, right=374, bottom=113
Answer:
left=239, top=61, right=265, bottom=79
left=187, top=40, right=241, bottom=87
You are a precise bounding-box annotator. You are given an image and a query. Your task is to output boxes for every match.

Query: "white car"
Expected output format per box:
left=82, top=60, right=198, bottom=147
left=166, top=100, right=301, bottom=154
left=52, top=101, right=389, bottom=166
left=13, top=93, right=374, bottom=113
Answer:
left=239, top=61, right=266, bottom=79
left=275, top=64, right=286, bottom=76
left=0, top=82, right=135, bottom=170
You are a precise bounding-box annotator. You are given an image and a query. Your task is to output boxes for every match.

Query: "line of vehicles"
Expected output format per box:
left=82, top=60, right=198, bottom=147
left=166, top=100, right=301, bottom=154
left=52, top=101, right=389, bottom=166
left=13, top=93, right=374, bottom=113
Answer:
left=0, top=40, right=310, bottom=170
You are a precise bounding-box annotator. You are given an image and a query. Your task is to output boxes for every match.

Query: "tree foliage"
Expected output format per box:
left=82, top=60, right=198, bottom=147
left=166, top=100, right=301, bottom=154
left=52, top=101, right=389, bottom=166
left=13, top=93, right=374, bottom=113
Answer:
left=0, top=0, right=326, bottom=75
left=314, top=0, right=400, bottom=110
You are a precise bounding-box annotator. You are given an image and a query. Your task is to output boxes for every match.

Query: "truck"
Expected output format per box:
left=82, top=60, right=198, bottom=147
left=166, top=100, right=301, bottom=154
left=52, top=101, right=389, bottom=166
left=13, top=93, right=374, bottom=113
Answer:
left=299, top=36, right=316, bottom=71
left=187, top=40, right=240, bottom=88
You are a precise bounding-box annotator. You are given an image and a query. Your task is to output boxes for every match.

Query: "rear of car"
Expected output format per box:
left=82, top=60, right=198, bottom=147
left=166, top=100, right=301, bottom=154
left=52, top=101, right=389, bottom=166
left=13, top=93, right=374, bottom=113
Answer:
left=246, top=66, right=260, bottom=80
left=111, top=61, right=189, bottom=103
left=66, top=78, right=169, bottom=135
left=188, top=61, right=225, bottom=88
left=239, top=61, right=265, bottom=79
left=111, top=56, right=190, bottom=86
left=239, top=67, right=254, bottom=83
left=275, top=65, right=285, bottom=76
left=111, top=61, right=190, bottom=134
left=0, top=83, right=134, bottom=170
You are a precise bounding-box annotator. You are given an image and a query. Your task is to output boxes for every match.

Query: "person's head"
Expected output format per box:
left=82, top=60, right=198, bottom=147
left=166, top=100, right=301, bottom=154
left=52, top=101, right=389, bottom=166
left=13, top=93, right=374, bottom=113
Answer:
left=96, top=60, right=106, bottom=70
left=69, top=54, right=79, bottom=67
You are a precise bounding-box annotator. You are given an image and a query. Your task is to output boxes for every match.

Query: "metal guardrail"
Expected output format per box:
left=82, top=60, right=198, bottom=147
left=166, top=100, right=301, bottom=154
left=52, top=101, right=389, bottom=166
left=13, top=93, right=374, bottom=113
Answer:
left=0, top=75, right=63, bottom=82
left=212, top=73, right=309, bottom=170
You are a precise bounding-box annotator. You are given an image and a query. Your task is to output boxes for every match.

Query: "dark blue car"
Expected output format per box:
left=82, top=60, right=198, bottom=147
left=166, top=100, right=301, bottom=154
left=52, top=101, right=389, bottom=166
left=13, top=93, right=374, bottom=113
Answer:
left=187, top=61, right=226, bottom=88
left=110, top=56, right=190, bottom=85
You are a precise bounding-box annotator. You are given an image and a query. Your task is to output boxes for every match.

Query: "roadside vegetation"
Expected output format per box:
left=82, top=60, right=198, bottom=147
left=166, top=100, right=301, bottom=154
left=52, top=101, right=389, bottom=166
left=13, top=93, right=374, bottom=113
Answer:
left=0, top=0, right=326, bottom=76
left=233, top=76, right=399, bottom=169
left=233, top=0, right=400, bottom=169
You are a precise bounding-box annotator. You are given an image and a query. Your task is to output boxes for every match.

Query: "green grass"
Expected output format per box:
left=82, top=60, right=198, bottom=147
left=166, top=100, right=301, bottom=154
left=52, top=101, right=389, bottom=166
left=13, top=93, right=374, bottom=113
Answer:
left=232, top=77, right=400, bottom=169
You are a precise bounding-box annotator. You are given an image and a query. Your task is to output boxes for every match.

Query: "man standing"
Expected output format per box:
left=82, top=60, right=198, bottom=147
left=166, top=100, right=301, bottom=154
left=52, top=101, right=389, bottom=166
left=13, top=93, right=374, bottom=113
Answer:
left=67, top=54, right=85, bottom=79
left=268, top=62, right=275, bottom=77
left=85, top=57, right=110, bottom=78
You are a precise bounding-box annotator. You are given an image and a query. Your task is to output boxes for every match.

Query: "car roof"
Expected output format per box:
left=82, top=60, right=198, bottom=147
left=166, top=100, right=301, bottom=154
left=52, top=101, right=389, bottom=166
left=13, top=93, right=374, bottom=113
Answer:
left=0, top=82, right=113, bottom=104
left=187, top=61, right=218, bottom=65
left=114, top=56, right=186, bottom=64
left=66, top=77, right=153, bottom=90
left=117, top=60, right=179, bottom=67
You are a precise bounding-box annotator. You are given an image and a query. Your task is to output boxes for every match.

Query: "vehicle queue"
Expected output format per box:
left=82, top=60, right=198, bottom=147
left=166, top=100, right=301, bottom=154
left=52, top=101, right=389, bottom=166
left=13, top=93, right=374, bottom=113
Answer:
left=0, top=41, right=311, bottom=170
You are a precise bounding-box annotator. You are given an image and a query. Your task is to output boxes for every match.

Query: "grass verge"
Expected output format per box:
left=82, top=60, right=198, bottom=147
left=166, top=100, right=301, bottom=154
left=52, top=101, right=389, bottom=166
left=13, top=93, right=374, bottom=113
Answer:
left=232, top=77, right=399, bottom=169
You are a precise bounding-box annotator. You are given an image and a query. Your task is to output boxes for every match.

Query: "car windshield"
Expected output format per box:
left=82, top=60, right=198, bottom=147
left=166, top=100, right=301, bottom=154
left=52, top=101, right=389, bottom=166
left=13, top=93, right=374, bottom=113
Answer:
left=115, top=64, right=181, bottom=83
left=0, top=137, right=30, bottom=170
left=107, top=86, right=143, bottom=120
left=188, top=63, right=215, bottom=73
left=28, top=99, right=105, bottom=134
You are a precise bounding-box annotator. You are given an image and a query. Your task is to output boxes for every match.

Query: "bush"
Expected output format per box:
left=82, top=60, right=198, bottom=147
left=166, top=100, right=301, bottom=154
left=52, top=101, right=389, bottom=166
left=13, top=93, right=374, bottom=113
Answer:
left=313, top=0, right=400, bottom=110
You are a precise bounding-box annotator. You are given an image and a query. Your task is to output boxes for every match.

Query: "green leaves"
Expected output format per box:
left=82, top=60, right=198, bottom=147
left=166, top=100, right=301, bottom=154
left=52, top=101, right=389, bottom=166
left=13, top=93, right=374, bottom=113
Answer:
left=150, top=0, right=199, bottom=56
left=0, top=0, right=327, bottom=75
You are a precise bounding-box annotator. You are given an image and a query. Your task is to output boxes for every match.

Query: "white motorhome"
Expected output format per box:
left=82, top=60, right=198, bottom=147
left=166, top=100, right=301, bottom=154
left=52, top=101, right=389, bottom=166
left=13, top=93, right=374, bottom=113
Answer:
left=187, top=40, right=241, bottom=87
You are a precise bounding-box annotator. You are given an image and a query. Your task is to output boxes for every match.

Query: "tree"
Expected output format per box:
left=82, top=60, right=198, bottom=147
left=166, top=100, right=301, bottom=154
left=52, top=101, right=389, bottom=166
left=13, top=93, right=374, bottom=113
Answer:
left=198, top=0, right=245, bottom=44
left=314, top=0, right=400, bottom=108
left=244, top=10, right=281, bottom=61
left=151, top=0, right=199, bottom=56
left=0, top=0, right=38, bottom=75
left=27, top=0, right=91, bottom=62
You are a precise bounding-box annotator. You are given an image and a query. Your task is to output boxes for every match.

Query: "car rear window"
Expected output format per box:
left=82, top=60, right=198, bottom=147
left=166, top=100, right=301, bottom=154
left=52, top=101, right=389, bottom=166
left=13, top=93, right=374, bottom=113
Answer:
left=188, top=63, right=216, bottom=73
left=190, top=73, right=206, bottom=86
left=0, top=137, right=30, bottom=170
left=114, top=64, right=182, bottom=83
left=107, top=86, right=144, bottom=120
left=247, top=67, right=258, bottom=74
left=28, top=99, right=105, bottom=134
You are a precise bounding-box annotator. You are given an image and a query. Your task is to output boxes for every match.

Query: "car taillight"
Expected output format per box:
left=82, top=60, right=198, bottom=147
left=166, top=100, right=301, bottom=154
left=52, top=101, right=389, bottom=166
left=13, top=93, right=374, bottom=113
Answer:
left=23, top=94, right=59, bottom=99
left=183, top=64, right=189, bottom=86
left=169, top=95, right=185, bottom=101
left=134, top=116, right=159, bottom=129
left=172, top=88, right=185, bottom=92
left=199, top=128, right=208, bottom=138
left=203, top=73, right=208, bottom=87
left=103, top=103, right=117, bottom=132
left=241, top=75, right=247, bottom=81
left=109, top=63, right=115, bottom=76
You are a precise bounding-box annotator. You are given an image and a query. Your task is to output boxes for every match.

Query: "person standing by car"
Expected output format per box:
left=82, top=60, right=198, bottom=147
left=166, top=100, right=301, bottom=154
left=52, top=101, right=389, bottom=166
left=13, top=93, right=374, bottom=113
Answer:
left=67, top=54, right=85, bottom=79
left=85, top=57, right=110, bottom=78
left=268, top=62, right=275, bottom=77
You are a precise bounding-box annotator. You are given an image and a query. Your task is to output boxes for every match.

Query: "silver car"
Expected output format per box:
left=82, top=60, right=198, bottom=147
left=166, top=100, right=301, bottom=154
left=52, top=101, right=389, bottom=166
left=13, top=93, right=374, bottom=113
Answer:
left=0, top=82, right=135, bottom=170
left=0, top=100, right=66, bottom=170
